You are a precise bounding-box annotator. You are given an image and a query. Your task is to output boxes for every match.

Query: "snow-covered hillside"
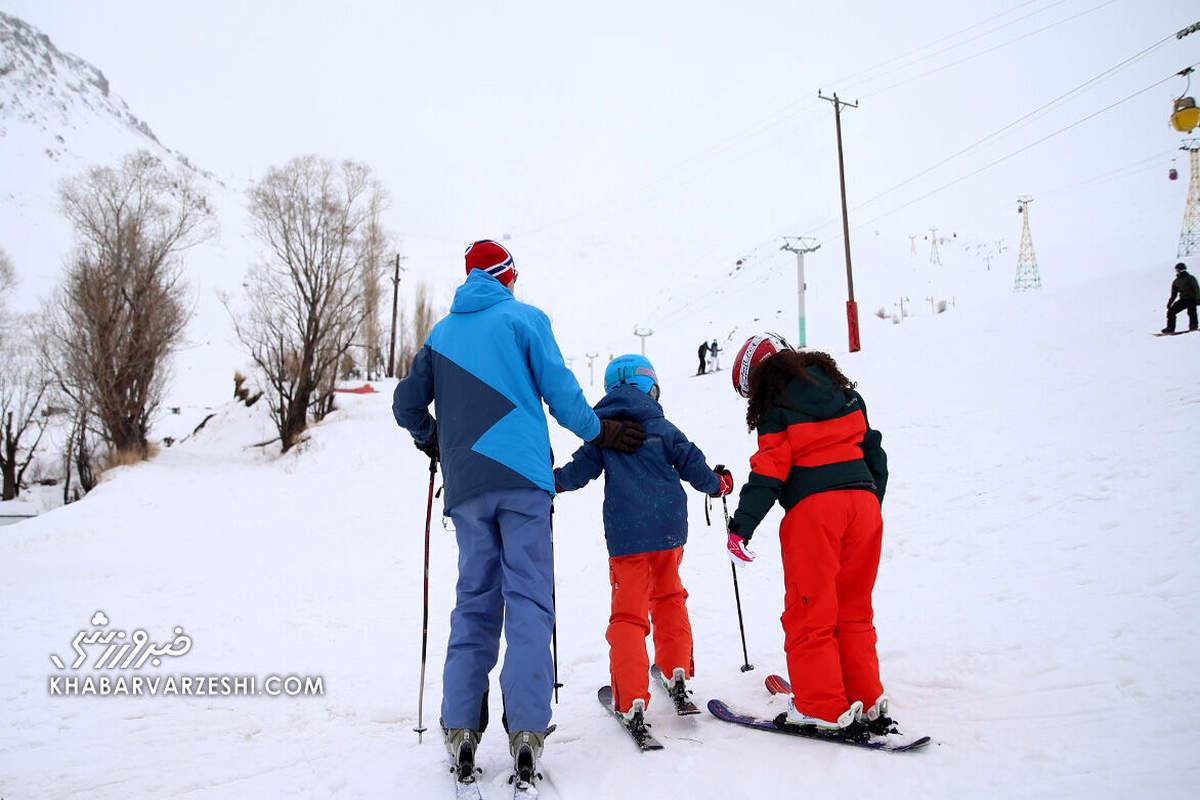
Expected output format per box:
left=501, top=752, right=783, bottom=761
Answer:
left=0, top=11, right=252, bottom=412
left=2, top=256, right=1198, bottom=799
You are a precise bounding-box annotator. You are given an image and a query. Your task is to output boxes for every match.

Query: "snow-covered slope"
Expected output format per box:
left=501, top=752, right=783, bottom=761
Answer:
left=2, top=256, right=1197, bottom=798
left=0, top=11, right=250, bottom=411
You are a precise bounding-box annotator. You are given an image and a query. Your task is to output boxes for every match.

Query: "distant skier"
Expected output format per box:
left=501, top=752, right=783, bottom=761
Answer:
left=391, top=239, right=646, bottom=789
left=697, top=340, right=709, bottom=374
left=724, top=333, right=895, bottom=739
left=554, top=354, right=733, bottom=730
left=709, top=340, right=721, bottom=371
left=1163, top=261, right=1199, bottom=334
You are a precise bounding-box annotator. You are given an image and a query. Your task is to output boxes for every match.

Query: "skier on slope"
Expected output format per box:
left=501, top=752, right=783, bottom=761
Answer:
left=553, top=354, right=734, bottom=733
left=1163, top=261, right=1199, bottom=334
left=391, top=240, right=646, bottom=788
left=709, top=339, right=721, bottom=371
left=723, top=333, right=897, bottom=738
left=697, top=340, right=709, bottom=375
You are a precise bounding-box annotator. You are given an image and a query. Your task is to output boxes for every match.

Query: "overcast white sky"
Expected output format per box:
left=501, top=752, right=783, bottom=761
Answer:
left=4, top=0, right=1198, bottom=318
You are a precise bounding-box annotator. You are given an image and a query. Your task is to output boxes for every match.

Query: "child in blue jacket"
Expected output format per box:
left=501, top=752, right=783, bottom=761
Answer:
left=554, top=354, right=733, bottom=726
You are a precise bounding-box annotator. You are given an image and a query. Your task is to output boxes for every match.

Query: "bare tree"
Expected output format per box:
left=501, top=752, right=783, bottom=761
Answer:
left=43, top=151, right=213, bottom=460
left=394, top=280, right=437, bottom=379
left=357, top=189, right=390, bottom=380
left=61, top=405, right=98, bottom=504
left=233, top=156, right=381, bottom=452
left=0, top=246, right=15, bottom=300
left=0, top=316, right=49, bottom=500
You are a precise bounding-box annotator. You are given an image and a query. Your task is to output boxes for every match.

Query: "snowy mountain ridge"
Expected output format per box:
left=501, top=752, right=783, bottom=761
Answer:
left=0, top=10, right=206, bottom=173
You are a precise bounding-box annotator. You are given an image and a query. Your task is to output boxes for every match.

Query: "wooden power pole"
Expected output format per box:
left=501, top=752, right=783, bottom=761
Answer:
left=818, top=90, right=861, bottom=353
left=387, top=252, right=407, bottom=378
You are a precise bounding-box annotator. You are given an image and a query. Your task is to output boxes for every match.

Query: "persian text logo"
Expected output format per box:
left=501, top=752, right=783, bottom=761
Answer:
left=46, top=611, right=325, bottom=698
left=49, top=610, right=192, bottom=671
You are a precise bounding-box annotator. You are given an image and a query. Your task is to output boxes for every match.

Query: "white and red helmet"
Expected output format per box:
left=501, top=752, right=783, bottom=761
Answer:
left=732, top=332, right=791, bottom=397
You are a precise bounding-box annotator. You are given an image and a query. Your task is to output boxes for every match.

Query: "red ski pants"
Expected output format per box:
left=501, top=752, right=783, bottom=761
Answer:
left=779, top=489, right=884, bottom=722
left=606, top=547, right=694, bottom=713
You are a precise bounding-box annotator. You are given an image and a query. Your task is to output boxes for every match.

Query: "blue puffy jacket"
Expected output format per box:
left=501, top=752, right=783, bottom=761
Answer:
left=392, top=270, right=601, bottom=511
left=555, top=385, right=720, bottom=557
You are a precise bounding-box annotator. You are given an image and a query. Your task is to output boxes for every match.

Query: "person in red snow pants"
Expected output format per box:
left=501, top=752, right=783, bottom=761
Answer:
left=606, top=547, right=694, bottom=712
left=724, top=335, right=897, bottom=734
left=554, top=354, right=734, bottom=718
left=779, top=489, right=884, bottom=722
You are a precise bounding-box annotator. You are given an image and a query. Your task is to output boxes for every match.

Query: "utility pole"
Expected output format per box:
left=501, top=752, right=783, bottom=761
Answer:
left=908, top=234, right=918, bottom=257
left=929, top=227, right=941, bottom=265
left=386, top=251, right=407, bottom=378
left=585, top=352, right=599, bottom=387
left=781, top=237, right=820, bottom=348
left=633, top=326, right=653, bottom=355
left=818, top=90, right=861, bottom=352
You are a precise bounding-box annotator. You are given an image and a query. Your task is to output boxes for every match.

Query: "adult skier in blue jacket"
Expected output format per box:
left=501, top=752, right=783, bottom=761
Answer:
left=392, top=240, right=645, bottom=786
left=554, top=354, right=733, bottom=727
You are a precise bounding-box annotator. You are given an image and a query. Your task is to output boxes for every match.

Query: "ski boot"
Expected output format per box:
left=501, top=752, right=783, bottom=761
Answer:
left=862, top=694, right=900, bottom=736
left=443, top=723, right=481, bottom=784
left=508, top=729, right=544, bottom=795
left=776, top=699, right=869, bottom=742
left=667, top=668, right=691, bottom=706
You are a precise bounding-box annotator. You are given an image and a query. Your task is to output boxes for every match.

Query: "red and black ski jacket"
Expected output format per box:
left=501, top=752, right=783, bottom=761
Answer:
left=731, top=367, right=887, bottom=540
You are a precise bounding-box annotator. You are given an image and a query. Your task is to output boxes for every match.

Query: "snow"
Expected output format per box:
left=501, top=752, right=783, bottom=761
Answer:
left=4, top=7, right=1200, bottom=799
left=3, top=255, right=1199, bottom=799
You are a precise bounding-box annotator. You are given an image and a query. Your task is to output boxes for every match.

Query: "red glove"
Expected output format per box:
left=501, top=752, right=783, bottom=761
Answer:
left=710, top=465, right=733, bottom=498
left=727, top=532, right=756, bottom=566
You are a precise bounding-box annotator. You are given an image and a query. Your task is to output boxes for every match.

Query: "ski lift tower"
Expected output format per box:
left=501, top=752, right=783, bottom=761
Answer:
left=781, top=237, right=821, bottom=348
left=928, top=227, right=942, bottom=265
left=1177, top=138, right=1200, bottom=256
left=1014, top=196, right=1043, bottom=291
left=585, top=352, right=599, bottom=387
left=633, top=326, right=653, bottom=355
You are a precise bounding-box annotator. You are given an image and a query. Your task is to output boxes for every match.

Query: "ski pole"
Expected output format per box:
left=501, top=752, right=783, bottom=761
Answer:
left=550, top=501, right=561, bottom=703
left=414, top=456, right=437, bottom=742
left=720, top=495, right=754, bottom=673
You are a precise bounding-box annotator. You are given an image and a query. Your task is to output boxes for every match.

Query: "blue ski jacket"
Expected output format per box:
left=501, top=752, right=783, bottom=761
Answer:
left=554, top=385, right=720, bottom=558
left=392, top=270, right=601, bottom=511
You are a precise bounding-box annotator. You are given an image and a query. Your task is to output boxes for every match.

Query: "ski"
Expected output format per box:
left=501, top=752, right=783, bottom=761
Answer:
left=447, top=756, right=483, bottom=800
left=509, top=774, right=539, bottom=799
left=764, top=673, right=791, bottom=696
left=597, top=685, right=665, bottom=751
left=708, top=698, right=930, bottom=751
left=760, top=673, right=929, bottom=750
left=649, top=665, right=701, bottom=715
left=1154, top=329, right=1198, bottom=336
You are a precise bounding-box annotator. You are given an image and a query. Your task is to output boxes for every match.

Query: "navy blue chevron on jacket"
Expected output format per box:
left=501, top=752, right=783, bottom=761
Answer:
left=391, top=270, right=601, bottom=511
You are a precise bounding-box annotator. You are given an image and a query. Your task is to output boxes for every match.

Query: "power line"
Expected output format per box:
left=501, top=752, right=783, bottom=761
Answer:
left=831, top=0, right=1049, bottom=91
left=1040, top=147, right=1177, bottom=197
left=862, top=0, right=1121, bottom=99
left=848, top=28, right=1176, bottom=215
left=849, top=66, right=1192, bottom=232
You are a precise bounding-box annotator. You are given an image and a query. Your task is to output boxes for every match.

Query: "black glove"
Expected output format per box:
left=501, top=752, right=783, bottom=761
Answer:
left=589, top=418, right=646, bottom=453
left=415, top=421, right=439, bottom=462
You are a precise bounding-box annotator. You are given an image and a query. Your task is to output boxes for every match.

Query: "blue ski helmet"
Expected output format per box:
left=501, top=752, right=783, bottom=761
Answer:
left=604, top=354, right=660, bottom=401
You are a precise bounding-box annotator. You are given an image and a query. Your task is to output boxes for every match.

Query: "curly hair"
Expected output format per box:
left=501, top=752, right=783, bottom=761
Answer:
left=745, top=349, right=856, bottom=431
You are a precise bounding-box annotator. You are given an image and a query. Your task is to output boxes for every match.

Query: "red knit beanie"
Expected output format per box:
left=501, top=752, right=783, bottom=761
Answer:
left=464, top=239, right=517, bottom=287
